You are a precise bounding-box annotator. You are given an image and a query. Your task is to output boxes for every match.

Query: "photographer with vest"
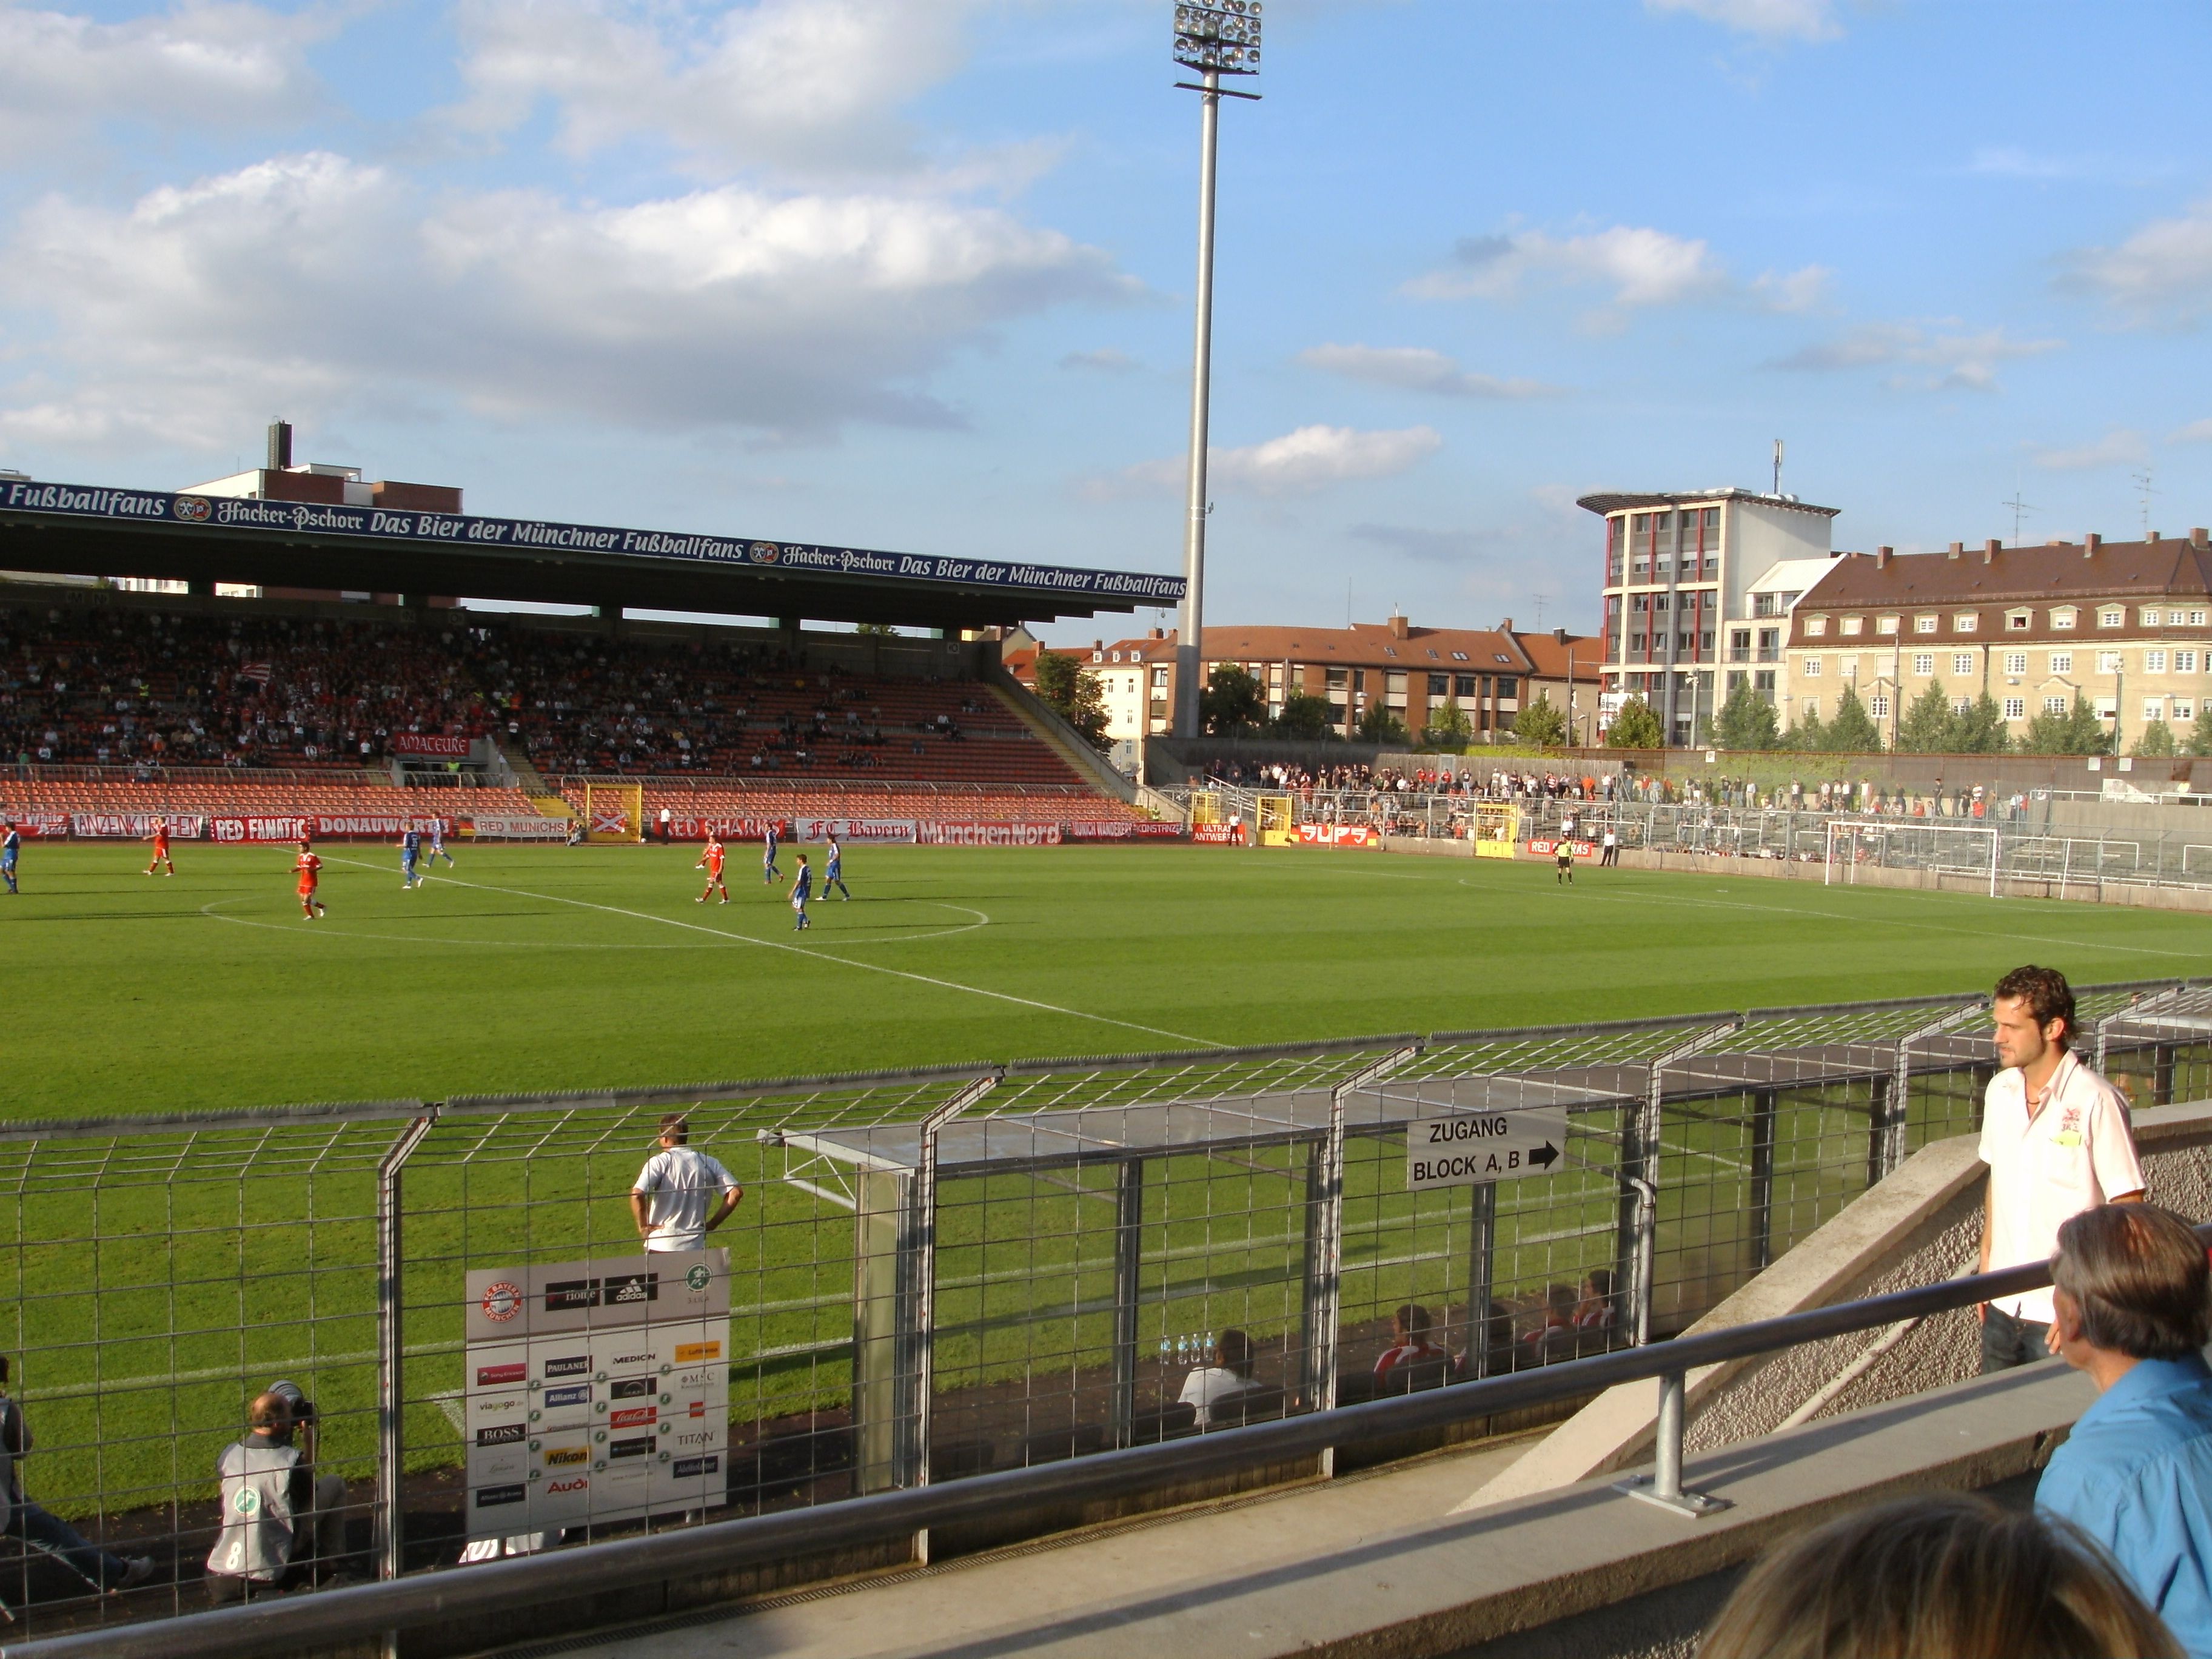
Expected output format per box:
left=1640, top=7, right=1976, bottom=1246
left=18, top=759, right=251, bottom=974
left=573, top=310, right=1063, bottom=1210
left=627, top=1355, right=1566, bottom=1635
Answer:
left=0, top=1356, right=153, bottom=1594
left=204, top=1381, right=347, bottom=1604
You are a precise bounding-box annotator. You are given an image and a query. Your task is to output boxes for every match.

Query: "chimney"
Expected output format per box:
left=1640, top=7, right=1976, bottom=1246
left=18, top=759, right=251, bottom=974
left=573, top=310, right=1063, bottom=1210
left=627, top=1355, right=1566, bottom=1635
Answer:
left=1875, top=545, right=1892, bottom=569
left=1983, top=538, right=2000, bottom=564
left=1947, top=541, right=1963, bottom=560
left=2193, top=528, right=2209, bottom=549
left=1388, top=612, right=1410, bottom=639
left=266, top=420, right=293, bottom=471
left=1498, top=617, right=1513, bottom=632
left=2085, top=534, right=2102, bottom=560
left=1151, top=626, right=1165, bottom=640
left=1553, top=626, right=1568, bottom=643
left=2148, top=530, right=2162, bottom=543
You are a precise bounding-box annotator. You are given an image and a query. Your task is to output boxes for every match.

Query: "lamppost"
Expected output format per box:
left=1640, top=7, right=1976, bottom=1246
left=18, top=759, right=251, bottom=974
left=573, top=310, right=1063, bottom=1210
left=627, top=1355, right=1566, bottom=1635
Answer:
left=1171, top=2, right=1262, bottom=740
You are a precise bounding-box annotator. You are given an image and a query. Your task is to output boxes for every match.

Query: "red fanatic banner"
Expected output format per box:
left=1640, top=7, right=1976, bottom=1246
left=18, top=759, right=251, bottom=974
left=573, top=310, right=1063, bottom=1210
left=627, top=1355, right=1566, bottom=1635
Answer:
left=914, top=822, right=1062, bottom=846
left=211, top=814, right=451, bottom=843
left=70, top=813, right=210, bottom=839
left=790, top=818, right=916, bottom=843
left=211, top=816, right=309, bottom=844
left=389, top=734, right=472, bottom=758
left=1295, top=824, right=1379, bottom=848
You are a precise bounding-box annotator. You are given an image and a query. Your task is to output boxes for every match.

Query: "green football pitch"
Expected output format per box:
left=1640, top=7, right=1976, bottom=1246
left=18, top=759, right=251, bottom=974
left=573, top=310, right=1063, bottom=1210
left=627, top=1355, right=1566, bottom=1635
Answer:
left=4, top=838, right=2204, bottom=1118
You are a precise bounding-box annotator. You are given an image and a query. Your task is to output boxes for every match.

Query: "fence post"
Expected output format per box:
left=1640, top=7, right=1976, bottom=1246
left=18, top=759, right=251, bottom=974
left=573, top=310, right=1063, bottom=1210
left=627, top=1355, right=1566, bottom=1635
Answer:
left=376, top=1110, right=439, bottom=1595
left=1110, top=1158, right=1145, bottom=1448
left=907, top=1071, right=997, bottom=1564
left=1884, top=1000, right=1988, bottom=1182
left=1614, top=1369, right=1731, bottom=1518
left=1466, top=1181, right=1497, bottom=1378
left=1746, top=1090, right=1778, bottom=1273
left=1623, top=1021, right=1743, bottom=1345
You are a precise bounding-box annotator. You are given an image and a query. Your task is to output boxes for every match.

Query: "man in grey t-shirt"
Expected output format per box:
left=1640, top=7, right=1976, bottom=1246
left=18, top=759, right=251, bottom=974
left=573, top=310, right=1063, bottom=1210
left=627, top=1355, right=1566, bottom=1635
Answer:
left=629, top=1114, right=743, bottom=1252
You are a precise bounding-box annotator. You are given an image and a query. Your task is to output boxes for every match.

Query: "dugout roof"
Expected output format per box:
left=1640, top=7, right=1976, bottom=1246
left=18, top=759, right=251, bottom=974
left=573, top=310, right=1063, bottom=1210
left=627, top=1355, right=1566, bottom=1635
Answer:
left=0, top=478, right=1185, bottom=630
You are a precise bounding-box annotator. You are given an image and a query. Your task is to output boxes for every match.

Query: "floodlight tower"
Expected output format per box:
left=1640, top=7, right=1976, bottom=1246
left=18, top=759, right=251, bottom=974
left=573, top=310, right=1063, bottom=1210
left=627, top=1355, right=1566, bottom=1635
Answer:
left=1170, top=2, right=1262, bottom=741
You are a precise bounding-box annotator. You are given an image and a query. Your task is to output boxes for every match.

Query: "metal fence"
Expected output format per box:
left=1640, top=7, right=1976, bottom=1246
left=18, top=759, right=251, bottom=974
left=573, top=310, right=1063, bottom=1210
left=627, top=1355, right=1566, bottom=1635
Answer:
left=5, top=980, right=2210, bottom=1643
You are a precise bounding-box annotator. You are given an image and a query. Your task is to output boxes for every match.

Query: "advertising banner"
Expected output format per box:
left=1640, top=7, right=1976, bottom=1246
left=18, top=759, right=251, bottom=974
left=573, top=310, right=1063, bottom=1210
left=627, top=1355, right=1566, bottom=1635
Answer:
left=68, top=813, right=209, bottom=839
left=1527, top=839, right=1597, bottom=859
left=790, top=818, right=917, bottom=844
left=466, top=816, right=572, bottom=841
left=914, top=822, right=1062, bottom=846
left=1128, top=822, right=1184, bottom=840
left=1064, top=820, right=1184, bottom=841
left=4, top=811, right=71, bottom=839
left=210, top=816, right=310, bottom=844
left=389, top=734, right=472, bottom=759
left=464, top=1252, right=731, bottom=1540
left=663, top=816, right=785, bottom=842
left=4, top=478, right=1186, bottom=606
left=209, top=814, right=451, bottom=842
left=1191, top=824, right=1243, bottom=845
left=1295, top=824, right=1379, bottom=848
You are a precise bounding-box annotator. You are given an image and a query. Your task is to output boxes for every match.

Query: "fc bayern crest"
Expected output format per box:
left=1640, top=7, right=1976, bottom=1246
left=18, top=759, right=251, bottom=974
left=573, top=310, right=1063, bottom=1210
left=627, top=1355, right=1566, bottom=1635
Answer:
left=481, top=1281, right=524, bottom=1322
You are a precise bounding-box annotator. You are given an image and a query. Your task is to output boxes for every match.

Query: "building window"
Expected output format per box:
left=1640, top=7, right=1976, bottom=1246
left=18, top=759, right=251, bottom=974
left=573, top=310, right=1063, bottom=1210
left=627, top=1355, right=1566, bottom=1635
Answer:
left=1496, top=677, right=1519, bottom=699
left=2191, top=611, right=2208, bottom=628
left=1427, top=672, right=1448, bottom=696
left=2045, top=695, right=2070, bottom=714
left=2096, top=697, right=2119, bottom=720
left=1800, top=697, right=1820, bottom=720
left=1151, top=666, right=1168, bottom=688
left=2100, top=608, right=2125, bottom=628
left=1325, top=667, right=1347, bottom=689
left=1451, top=651, right=1469, bottom=662
left=2003, top=697, right=2025, bottom=719
left=1753, top=593, right=1780, bottom=618
left=2176, top=700, right=2197, bottom=722
left=1915, top=614, right=1939, bottom=634
left=2003, top=652, right=2026, bottom=675
left=1912, top=653, right=1934, bottom=676
left=1455, top=674, right=1478, bottom=697
left=2144, top=699, right=2167, bottom=722
left=1877, top=615, right=1900, bottom=635
left=1840, top=656, right=1860, bottom=680
left=1803, top=615, right=1828, bottom=636
left=1954, top=652, right=1975, bottom=677
left=1384, top=670, right=1407, bottom=694
left=2049, top=607, right=2077, bottom=630
left=1954, top=613, right=1978, bottom=632
left=2098, top=651, right=2123, bottom=674
left=1952, top=695, right=1971, bottom=715
left=2142, top=609, right=2163, bottom=626
left=2147, top=650, right=2169, bottom=673
left=1869, top=694, right=1890, bottom=718
left=2049, top=652, right=2073, bottom=675
left=1091, top=651, right=1103, bottom=662
left=2177, top=651, right=2200, bottom=674
left=1842, top=616, right=1864, bottom=636
left=2007, top=611, right=2032, bottom=631
left=1801, top=656, right=1822, bottom=677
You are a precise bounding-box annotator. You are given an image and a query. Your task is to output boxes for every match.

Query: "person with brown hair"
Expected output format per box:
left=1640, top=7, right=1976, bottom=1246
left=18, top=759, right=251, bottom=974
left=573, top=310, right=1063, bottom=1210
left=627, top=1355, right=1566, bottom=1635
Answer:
left=1977, top=965, right=2144, bottom=1372
left=629, top=1113, right=741, bottom=1252
left=2037, top=1204, right=2212, bottom=1657
left=1697, top=1492, right=2182, bottom=1659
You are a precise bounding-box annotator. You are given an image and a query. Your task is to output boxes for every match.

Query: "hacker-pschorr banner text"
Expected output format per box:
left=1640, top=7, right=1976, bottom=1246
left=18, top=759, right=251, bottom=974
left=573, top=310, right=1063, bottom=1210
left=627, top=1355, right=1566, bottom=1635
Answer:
left=463, top=1252, right=731, bottom=1539
left=0, top=479, right=1187, bottom=604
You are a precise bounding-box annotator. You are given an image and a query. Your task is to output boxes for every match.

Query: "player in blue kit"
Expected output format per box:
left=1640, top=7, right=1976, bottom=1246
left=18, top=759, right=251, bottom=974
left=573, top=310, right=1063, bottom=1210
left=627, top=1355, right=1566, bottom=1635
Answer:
left=762, top=824, right=783, bottom=885
left=822, top=836, right=850, bottom=901
left=790, top=853, right=812, bottom=930
left=1, top=822, right=18, bottom=895
left=400, top=826, right=423, bottom=890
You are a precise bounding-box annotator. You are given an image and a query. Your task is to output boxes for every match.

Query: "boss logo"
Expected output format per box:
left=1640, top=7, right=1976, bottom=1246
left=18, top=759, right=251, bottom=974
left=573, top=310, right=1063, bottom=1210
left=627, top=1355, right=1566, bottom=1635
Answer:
left=476, top=1424, right=525, bottom=1446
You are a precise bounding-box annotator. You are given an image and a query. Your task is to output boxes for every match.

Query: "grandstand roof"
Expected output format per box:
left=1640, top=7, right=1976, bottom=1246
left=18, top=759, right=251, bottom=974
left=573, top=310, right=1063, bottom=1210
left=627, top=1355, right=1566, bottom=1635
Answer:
left=0, top=478, right=1184, bottom=631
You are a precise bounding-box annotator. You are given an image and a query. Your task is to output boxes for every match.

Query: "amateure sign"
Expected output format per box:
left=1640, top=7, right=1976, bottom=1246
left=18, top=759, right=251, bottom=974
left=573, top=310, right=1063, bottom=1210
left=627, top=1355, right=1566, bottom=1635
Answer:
left=1, top=480, right=1187, bottom=605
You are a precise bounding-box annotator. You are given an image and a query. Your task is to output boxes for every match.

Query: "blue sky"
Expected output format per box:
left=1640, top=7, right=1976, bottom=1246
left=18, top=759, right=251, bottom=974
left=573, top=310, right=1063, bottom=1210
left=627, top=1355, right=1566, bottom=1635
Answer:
left=3, top=0, right=2210, bottom=643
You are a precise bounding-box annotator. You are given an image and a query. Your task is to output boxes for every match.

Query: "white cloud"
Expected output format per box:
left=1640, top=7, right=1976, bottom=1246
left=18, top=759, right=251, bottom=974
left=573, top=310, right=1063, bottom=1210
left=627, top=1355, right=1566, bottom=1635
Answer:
left=1297, top=344, right=1556, bottom=399
left=0, top=150, right=1129, bottom=451
left=2063, top=198, right=2212, bottom=326
left=1083, top=424, right=1441, bottom=501
left=1059, top=348, right=1138, bottom=374
left=1644, top=0, right=1842, bottom=42
left=2033, top=429, right=2149, bottom=472
left=447, top=0, right=982, bottom=181
left=0, top=0, right=329, bottom=161
left=2173, top=418, right=2212, bottom=444
left=1407, top=224, right=1826, bottom=320
left=1766, top=321, right=2061, bottom=391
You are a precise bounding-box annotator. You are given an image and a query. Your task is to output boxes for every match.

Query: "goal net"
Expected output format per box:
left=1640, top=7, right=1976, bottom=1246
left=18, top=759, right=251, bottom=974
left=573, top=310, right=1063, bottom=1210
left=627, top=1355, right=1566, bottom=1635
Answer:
left=582, top=781, right=644, bottom=844
left=1471, top=802, right=1521, bottom=859
left=1825, top=817, right=2000, bottom=896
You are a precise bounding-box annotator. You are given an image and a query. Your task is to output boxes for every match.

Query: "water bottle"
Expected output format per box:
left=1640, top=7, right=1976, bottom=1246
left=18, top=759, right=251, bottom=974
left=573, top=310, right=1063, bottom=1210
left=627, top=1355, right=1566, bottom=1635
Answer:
left=1158, top=1336, right=1173, bottom=1367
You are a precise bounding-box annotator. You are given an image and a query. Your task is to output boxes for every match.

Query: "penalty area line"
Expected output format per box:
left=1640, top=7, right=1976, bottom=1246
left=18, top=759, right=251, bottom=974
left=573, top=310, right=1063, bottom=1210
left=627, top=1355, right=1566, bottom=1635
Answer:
left=324, top=858, right=1226, bottom=1049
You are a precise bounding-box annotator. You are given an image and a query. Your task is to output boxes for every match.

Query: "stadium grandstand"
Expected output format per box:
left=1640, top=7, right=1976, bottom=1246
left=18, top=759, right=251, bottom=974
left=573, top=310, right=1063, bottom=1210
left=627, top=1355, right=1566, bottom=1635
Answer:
left=0, top=440, right=1183, bottom=839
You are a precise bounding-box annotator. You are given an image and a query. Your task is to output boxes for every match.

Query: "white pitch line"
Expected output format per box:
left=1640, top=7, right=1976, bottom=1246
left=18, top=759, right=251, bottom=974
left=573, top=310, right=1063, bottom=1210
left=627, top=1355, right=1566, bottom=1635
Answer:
left=323, top=858, right=1225, bottom=1049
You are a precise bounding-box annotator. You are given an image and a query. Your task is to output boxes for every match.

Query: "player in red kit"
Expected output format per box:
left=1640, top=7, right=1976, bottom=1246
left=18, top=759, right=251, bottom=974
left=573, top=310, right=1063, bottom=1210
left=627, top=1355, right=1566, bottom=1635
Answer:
left=294, top=839, right=326, bottom=919
left=143, top=816, right=175, bottom=877
left=694, top=831, right=729, bottom=904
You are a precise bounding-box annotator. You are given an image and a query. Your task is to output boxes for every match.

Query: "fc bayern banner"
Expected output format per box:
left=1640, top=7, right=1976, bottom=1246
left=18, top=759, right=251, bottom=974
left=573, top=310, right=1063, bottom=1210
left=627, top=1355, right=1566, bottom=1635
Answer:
left=791, top=818, right=916, bottom=843
left=3, top=480, right=1187, bottom=606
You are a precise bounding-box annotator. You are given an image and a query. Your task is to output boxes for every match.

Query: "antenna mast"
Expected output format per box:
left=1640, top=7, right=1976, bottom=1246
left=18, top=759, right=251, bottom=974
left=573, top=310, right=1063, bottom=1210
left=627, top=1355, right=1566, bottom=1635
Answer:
left=1772, top=438, right=1784, bottom=497
left=2133, top=466, right=2159, bottom=537
left=2002, top=472, right=2034, bottom=544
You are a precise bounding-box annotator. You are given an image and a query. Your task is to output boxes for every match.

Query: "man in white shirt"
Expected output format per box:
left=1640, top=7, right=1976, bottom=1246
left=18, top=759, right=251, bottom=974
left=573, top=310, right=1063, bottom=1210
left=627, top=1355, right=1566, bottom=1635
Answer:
left=1977, top=965, right=2145, bottom=1372
left=1178, top=1329, right=1261, bottom=1428
left=629, top=1114, right=743, bottom=1252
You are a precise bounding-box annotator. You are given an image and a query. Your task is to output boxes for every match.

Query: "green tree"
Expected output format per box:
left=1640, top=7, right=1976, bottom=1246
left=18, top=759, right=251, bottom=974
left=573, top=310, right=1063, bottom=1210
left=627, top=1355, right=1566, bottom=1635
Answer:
left=1894, top=681, right=1958, bottom=754
left=1273, top=691, right=1336, bottom=740
left=1421, top=697, right=1473, bottom=749
left=1201, top=664, right=1265, bottom=735
left=1354, top=703, right=1411, bottom=745
left=1783, top=705, right=1828, bottom=752
left=2191, top=708, right=2212, bottom=757
left=2134, top=719, right=2178, bottom=758
left=1713, top=678, right=1780, bottom=751
left=2019, top=694, right=2111, bottom=756
left=1606, top=695, right=1664, bottom=749
left=1954, top=692, right=2010, bottom=754
left=1823, top=686, right=1883, bottom=753
left=1513, top=692, right=1569, bottom=746
left=1032, top=649, right=1112, bottom=752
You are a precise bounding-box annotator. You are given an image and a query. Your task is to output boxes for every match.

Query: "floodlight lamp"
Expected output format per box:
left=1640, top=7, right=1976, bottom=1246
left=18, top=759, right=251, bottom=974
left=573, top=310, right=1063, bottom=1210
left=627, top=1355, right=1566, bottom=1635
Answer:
left=1172, top=0, right=1262, bottom=74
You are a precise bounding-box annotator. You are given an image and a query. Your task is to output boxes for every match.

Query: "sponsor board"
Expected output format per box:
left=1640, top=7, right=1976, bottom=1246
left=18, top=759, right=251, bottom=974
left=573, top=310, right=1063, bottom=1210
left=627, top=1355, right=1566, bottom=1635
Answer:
left=790, top=818, right=916, bottom=844
left=209, top=814, right=451, bottom=843
left=1527, top=839, right=1597, bottom=859
left=466, top=816, right=572, bottom=842
left=69, top=813, right=209, bottom=840
left=210, top=816, right=309, bottom=845
left=1, top=811, right=70, bottom=839
left=1295, top=824, right=1379, bottom=848
left=666, top=816, right=785, bottom=842
left=914, top=822, right=1061, bottom=847
left=388, top=734, right=472, bottom=758
left=1066, top=820, right=1185, bottom=842
left=3, top=478, right=1185, bottom=604
left=1191, top=823, right=1242, bottom=845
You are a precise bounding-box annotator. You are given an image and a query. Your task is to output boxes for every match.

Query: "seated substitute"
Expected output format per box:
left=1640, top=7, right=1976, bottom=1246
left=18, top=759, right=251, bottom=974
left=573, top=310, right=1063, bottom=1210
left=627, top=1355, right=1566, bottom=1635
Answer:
left=1373, top=1304, right=1448, bottom=1389
left=1698, top=1490, right=2181, bottom=1659
left=2036, top=1203, right=2212, bottom=1658
left=0, top=1356, right=153, bottom=1592
left=1178, top=1329, right=1261, bottom=1428
left=204, top=1382, right=347, bottom=1604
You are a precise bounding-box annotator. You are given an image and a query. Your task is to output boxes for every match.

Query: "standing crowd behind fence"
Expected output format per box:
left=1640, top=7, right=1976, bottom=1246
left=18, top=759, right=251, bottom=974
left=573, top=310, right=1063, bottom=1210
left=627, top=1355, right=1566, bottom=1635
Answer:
left=0, top=982, right=2207, bottom=1643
